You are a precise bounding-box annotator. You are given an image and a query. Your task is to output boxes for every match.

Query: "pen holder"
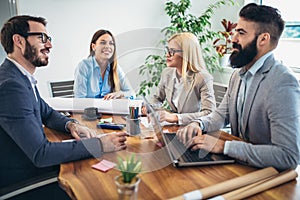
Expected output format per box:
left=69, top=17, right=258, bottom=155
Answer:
left=126, top=118, right=141, bottom=136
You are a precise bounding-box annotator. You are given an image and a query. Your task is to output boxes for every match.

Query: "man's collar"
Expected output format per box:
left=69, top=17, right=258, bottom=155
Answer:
left=239, top=51, right=273, bottom=76
left=6, top=56, right=37, bottom=84
left=248, top=51, right=273, bottom=75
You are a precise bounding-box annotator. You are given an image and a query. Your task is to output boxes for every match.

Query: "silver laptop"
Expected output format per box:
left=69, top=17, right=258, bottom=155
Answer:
left=160, top=132, right=235, bottom=167
left=143, top=97, right=235, bottom=167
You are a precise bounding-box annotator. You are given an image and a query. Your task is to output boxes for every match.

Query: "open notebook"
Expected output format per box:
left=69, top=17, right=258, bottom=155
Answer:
left=143, top=96, right=235, bottom=167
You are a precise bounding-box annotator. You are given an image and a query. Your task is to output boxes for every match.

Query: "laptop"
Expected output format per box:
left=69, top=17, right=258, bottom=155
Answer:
left=143, top=96, right=235, bottom=167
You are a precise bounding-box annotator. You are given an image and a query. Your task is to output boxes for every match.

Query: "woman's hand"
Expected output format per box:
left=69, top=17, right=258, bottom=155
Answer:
left=141, top=106, right=147, bottom=115
left=103, top=91, right=124, bottom=100
left=158, top=110, right=178, bottom=123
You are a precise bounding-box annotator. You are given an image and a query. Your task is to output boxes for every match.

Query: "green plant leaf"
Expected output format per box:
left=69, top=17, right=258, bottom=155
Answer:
left=116, top=154, right=142, bottom=183
left=138, top=0, right=236, bottom=95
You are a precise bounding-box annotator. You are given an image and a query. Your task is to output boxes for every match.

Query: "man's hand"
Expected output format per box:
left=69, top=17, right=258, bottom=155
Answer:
left=176, top=122, right=202, bottom=144
left=103, top=91, right=124, bottom=100
left=188, top=134, right=225, bottom=154
left=68, top=123, right=97, bottom=140
left=98, top=132, right=128, bottom=152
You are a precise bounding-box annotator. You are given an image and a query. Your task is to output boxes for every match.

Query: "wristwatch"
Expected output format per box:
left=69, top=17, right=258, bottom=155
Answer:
left=65, top=119, right=79, bottom=132
left=69, top=119, right=79, bottom=124
left=198, top=120, right=205, bottom=131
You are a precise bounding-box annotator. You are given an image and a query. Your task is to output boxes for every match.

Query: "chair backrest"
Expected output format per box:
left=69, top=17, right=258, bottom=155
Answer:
left=50, top=80, right=74, bottom=98
left=0, top=171, right=57, bottom=199
left=213, top=82, right=228, bottom=107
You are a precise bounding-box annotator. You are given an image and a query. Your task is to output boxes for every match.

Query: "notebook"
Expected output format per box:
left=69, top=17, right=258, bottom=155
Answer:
left=142, top=96, right=235, bottom=167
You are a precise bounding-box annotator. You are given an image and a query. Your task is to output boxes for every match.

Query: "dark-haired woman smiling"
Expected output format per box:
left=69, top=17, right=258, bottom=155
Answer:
left=74, top=29, right=134, bottom=100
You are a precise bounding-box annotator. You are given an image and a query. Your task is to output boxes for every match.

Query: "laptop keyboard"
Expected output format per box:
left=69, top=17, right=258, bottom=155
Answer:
left=164, top=133, right=212, bottom=162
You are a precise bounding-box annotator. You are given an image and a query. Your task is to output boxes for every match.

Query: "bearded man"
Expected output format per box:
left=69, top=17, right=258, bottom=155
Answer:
left=176, top=3, right=300, bottom=171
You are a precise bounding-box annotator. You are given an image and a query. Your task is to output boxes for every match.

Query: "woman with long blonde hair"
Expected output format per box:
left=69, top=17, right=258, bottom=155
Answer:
left=147, top=32, right=216, bottom=125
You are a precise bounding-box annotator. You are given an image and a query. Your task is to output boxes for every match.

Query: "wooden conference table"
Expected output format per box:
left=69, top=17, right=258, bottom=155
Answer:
left=45, top=113, right=300, bottom=200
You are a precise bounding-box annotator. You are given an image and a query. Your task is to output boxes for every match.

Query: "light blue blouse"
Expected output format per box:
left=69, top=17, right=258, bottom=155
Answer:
left=74, top=56, right=132, bottom=98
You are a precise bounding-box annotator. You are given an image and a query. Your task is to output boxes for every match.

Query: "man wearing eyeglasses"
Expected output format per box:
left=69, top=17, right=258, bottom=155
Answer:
left=0, top=15, right=127, bottom=199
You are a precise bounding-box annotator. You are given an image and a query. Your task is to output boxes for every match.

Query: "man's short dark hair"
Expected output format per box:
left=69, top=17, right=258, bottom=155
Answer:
left=0, top=15, right=47, bottom=54
left=239, top=3, right=285, bottom=46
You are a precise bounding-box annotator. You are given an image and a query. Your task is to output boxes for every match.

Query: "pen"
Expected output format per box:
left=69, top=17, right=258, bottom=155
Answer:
left=62, top=139, right=76, bottom=142
left=98, top=133, right=109, bottom=138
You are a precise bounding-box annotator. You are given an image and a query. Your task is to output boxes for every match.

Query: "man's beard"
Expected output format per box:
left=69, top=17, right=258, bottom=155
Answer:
left=24, top=40, right=49, bottom=67
left=229, top=36, right=258, bottom=68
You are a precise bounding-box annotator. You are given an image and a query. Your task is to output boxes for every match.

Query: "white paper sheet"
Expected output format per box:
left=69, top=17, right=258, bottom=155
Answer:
left=44, top=97, right=143, bottom=115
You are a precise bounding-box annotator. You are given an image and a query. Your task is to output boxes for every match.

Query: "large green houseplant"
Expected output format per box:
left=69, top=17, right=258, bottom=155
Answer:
left=138, top=0, right=236, bottom=97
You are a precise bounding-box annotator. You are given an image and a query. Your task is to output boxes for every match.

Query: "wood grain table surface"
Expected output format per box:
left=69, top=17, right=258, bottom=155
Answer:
left=45, top=113, right=300, bottom=200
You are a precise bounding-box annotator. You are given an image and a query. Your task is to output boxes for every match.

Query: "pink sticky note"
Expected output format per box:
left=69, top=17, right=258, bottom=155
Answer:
left=101, top=159, right=116, bottom=168
left=92, top=159, right=116, bottom=172
left=156, top=141, right=163, bottom=148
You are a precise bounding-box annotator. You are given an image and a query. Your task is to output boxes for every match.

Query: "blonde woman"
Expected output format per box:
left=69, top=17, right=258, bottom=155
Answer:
left=74, top=29, right=133, bottom=99
left=148, top=32, right=216, bottom=125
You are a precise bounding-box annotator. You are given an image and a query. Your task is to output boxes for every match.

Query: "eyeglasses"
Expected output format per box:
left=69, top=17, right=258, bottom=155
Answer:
left=22, top=32, right=52, bottom=43
left=165, top=46, right=183, bottom=56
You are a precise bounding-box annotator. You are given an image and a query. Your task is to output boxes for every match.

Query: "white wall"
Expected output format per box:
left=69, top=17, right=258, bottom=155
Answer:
left=16, top=0, right=243, bottom=98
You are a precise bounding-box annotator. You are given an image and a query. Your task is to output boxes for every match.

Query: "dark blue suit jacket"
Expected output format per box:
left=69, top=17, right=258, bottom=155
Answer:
left=0, top=59, right=101, bottom=188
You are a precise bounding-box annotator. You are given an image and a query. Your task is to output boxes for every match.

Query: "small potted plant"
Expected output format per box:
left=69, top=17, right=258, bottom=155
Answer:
left=115, top=154, right=142, bottom=200
left=213, top=19, right=237, bottom=67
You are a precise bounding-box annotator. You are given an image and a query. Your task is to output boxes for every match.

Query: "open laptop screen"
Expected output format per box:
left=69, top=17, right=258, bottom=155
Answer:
left=142, top=96, right=235, bottom=167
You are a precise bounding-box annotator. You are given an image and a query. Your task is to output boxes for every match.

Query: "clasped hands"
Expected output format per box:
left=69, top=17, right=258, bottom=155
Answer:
left=176, top=122, right=225, bottom=153
left=141, top=106, right=178, bottom=123
left=67, top=122, right=127, bottom=153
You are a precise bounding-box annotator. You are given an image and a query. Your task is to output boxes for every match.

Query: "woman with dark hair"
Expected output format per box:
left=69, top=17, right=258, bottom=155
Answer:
left=74, top=29, right=133, bottom=99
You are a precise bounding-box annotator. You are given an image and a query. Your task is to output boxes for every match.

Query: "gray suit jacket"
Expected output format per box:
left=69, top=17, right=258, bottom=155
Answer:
left=201, top=54, right=300, bottom=170
left=151, top=67, right=216, bottom=125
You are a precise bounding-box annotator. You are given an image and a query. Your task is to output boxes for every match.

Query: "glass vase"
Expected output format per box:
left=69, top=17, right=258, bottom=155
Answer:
left=114, top=175, right=141, bottom=200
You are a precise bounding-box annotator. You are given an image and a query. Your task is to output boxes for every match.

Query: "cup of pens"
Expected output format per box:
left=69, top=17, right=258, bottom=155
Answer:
left=126, top=106, right=141, bottom=136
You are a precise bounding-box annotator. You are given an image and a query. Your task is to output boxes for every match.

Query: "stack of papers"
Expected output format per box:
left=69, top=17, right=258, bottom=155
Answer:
left=44, top=97, right=143, bottom=115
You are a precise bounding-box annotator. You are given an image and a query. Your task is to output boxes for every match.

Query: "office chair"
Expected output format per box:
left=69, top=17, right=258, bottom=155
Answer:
left=0, top=171, right=58, bottom=200
left=49, top=80, right=74, bottom=98
left=213, top=82, right=228, bottom=107
left=213, top=82, right=231, bottom=133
